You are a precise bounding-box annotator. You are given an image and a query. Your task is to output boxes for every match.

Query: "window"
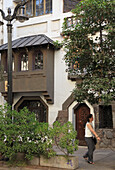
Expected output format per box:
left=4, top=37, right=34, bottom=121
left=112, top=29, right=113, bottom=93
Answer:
left=26, top=0, right=33, bottom=16
left=65, top=16, right=77, bottom=28
left=33, top=51, right=43, bottom=70
left=18, top=99, right=47, bottom=122
left=64, top=0, right=80, bottom=13
left=4, top=55, right=14, bottom=73
left=12, top=56, right=14, bottom=72
left=20, top=53, right=28, bottom=71
left=19, top=0, right=52, bottom=17
left=4, top=55, right=7, bottom=73
left=99, top=105, right=113, bottom=129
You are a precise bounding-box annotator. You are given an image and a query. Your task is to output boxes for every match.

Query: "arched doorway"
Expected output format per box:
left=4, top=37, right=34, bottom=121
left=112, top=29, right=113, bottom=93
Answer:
left=14, top=96, right=48, bottom=122
left=74, top=103, right=90, bottom=145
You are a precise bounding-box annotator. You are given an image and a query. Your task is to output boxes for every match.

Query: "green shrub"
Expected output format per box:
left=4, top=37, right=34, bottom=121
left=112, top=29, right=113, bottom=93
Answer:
left=0, top=104, right=55, bottom=160
left=0, top=104, right=78, bottom=162
left=52, top=121, right=78, bottom=158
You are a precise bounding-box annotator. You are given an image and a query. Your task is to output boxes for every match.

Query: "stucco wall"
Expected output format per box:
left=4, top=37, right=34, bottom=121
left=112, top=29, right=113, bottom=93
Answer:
left=1, top=0, right=75, bottom=125
left=2, top=1, right=115, bottom=131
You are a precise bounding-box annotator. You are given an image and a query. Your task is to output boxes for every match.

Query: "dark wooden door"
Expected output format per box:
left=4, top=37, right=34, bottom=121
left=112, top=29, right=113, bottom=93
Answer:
left=74, top=103, right=90, bottom=145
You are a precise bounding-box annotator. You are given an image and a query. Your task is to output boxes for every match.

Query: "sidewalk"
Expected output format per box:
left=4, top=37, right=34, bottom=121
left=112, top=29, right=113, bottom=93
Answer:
left=55, top=146, right=115, bottom=169
left=0, top=146, right=115, bottom=170
left=73, top=146, right=115, bottom=170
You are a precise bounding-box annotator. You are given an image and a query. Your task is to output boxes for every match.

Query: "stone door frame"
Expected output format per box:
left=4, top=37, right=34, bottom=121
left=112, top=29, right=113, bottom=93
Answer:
left=68, top=100, right=95, bottom=131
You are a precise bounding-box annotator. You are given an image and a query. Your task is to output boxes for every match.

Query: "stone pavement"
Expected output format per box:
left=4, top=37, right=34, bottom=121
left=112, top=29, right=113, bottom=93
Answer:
left=0, top=146, right=115, bottom=170
left=54, top=146, right=115, bottom=170
left=73, top=146, right=115, bottom=170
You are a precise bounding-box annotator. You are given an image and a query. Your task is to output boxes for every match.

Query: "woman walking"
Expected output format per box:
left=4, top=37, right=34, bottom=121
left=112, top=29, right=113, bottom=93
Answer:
left=83, top=114, right=100, bottom=164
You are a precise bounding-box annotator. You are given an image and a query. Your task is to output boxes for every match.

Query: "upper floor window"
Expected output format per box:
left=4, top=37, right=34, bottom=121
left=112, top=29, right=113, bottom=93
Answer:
left=64, top=0, right=80, bottom=13
left=20, top=53, right=28, bottom=71
left=33, top=51, right=43, bottom=70
left=3, top=55, right=14, bottom=73
left=12, top=56, right=14, bottom=72
left=19, top=0, right=52, bottom=17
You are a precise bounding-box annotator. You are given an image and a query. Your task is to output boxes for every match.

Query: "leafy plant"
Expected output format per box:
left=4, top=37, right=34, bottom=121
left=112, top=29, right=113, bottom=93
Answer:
left=51, top=121, right=78, bottom=158
left=0, top=104, right=56, bottom=160
left=53, top=40, right=63, bottom=49
left=62, top=0, right=115, bottom=105
left=0, top=104, right=78, bottom=163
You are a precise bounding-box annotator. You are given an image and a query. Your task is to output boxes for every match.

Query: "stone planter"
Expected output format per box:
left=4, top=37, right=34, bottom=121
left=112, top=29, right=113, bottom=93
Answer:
left=40, top=155, right=78, bottom=169
left=27, top=156, right=40, bottom=166
left=15, top=152, right=25, bottom=161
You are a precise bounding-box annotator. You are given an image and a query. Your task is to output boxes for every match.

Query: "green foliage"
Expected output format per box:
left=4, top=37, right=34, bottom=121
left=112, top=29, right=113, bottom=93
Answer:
left=0, top=104, right=78, bottom=162
left=52, top=121, right=78, bottom=158
left=62, top=0, right=115, bottom=105
left=53, top=40, right=63, bottom=49
left=0, top=104, right=56, bottom=160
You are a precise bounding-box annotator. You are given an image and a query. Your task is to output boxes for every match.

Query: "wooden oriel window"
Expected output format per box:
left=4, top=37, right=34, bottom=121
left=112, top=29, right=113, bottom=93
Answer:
left=20, top=53, right=28, bottom=71
left=3, top=55, right=14, bottom=73
left=33, top=51, right=43, bottom=70
left=19, top=0, right=52, bottom=17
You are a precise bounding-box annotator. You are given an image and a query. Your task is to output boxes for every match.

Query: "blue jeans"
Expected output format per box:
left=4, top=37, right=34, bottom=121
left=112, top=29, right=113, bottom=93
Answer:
left=84, top=137, right=95, bottom=162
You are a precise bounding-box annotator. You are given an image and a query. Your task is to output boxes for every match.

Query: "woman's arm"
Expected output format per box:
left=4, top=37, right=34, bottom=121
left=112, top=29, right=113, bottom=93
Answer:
left=87, top=123, right=100, bottom=140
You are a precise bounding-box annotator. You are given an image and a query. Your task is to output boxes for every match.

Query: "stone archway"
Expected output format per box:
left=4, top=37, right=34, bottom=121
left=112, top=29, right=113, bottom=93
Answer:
left=74, top=103, right=90, bottom=145
left=68, top=100, right=95, bottom=146
left=56, top=93, right=95, bottom=128
left=55, top=94, right=95, bottom=146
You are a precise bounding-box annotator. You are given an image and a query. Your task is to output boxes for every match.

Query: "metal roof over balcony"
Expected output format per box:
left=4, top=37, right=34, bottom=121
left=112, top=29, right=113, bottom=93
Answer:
left=0, top=34, right=54, bottom=51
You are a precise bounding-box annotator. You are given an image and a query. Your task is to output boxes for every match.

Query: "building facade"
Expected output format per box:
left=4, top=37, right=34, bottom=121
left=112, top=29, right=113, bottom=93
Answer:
left=0, top=0, right=115, bottom=148
left=0, top=0, right=3, bottom=45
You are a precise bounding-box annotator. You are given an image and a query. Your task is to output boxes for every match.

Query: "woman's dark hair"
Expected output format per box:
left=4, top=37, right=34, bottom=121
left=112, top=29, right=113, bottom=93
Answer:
left=87, top=114, right=93, bottom=122
left=83, top=114, right=92, bottom=127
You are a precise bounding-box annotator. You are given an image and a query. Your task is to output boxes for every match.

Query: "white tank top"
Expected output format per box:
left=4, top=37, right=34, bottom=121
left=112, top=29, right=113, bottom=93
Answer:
left=85, top=122, right=93, bottom=137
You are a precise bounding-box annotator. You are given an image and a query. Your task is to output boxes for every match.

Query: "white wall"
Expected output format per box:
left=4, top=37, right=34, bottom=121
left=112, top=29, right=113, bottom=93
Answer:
left=49, top=49, right=76, bottom=124
left=2, top=0, right=76, bottom=125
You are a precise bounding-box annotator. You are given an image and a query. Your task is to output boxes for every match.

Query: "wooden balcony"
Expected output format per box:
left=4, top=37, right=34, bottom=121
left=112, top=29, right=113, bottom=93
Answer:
left=0, top=69, right=54, bottom=104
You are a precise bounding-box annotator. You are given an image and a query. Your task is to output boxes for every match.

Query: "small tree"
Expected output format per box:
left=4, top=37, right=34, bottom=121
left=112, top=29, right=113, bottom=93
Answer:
left=52, top=121, right=78, bottom=158
left=62, top=0, right=115, bottom=105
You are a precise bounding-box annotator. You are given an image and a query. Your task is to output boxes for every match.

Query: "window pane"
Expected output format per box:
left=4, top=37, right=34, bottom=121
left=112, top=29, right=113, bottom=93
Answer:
left=64, top=0, right=80, bottom=13
left=21, top=54, right=28, bottom=71
left=26, top=0, right=33, bottom=16
left=46, top=0, right=52, bottom=14
left=34, top=51, right=43, bottom=69
left=36, top=0, right=44, bottom=16
left=18, top=100, right=47, bottom=122
left=12, top=56, right=14, bottom=72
